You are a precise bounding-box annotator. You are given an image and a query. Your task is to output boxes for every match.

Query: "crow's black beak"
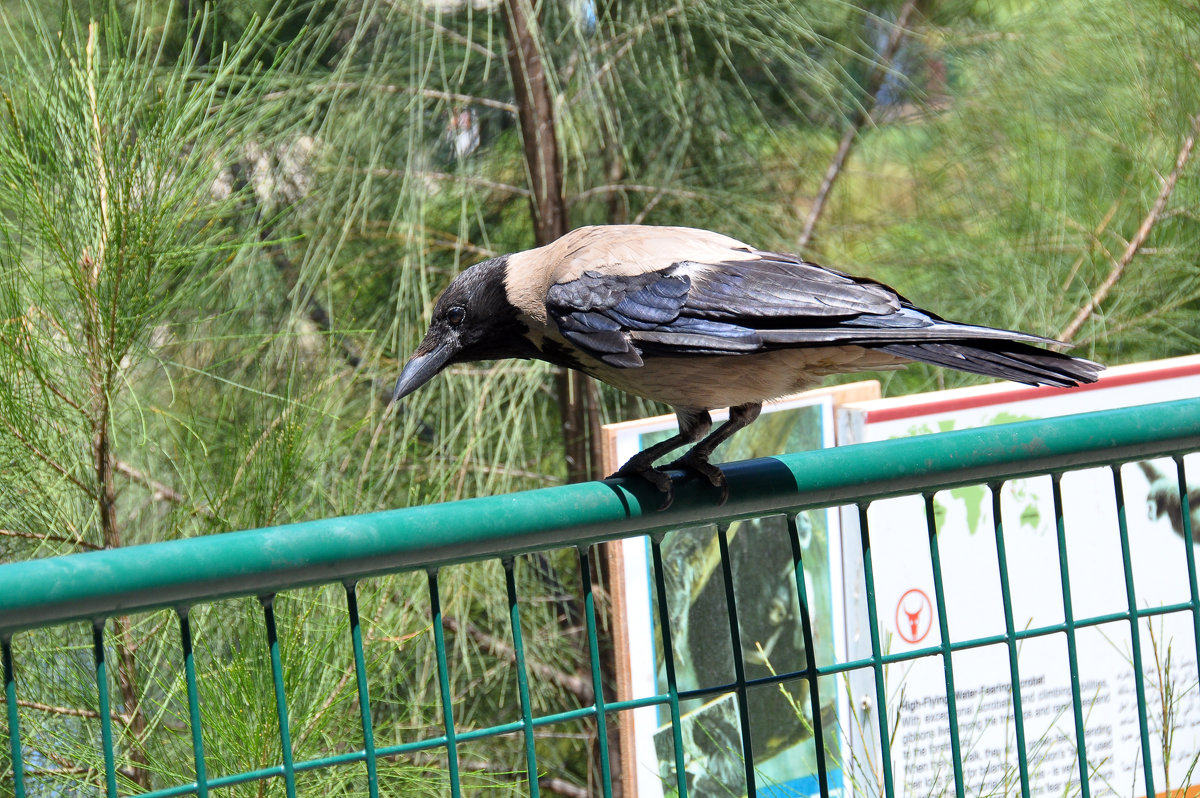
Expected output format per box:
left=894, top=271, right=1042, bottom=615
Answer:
left=392, top=337, right=458, bottom=403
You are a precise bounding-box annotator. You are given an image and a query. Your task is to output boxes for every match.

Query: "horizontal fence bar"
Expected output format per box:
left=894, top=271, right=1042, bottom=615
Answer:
left=2, top=396, right=1200, bottom=636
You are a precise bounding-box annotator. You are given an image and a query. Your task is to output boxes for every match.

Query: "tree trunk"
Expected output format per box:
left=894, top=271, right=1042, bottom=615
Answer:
left=502, top=0, right=603, bottom=484
left=502, top=5, right=619, bottom=796
left=84, top=275, right=151, bottom=790
left=502, top=0, right=568, bottom=245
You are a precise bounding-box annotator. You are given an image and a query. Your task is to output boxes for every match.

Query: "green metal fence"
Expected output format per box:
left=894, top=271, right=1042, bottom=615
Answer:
left=3, top=397, right=1200, bottom=797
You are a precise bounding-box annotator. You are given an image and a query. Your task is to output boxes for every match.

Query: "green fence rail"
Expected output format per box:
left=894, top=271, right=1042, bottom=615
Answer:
left=3, top=396, right=1200, bottom=797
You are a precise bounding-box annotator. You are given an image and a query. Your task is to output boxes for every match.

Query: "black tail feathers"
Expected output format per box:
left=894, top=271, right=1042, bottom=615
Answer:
left=880, top=341, right=1103, bottom=388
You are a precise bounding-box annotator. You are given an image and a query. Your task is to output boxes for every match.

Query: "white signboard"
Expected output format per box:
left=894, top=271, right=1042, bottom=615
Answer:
left=837, top=355, right=1200, bottom=797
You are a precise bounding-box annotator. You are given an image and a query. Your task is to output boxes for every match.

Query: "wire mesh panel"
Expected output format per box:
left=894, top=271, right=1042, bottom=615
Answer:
left=2, top=398, right=1200, bottom=797
left=848, top=470, right=1196, bottom=798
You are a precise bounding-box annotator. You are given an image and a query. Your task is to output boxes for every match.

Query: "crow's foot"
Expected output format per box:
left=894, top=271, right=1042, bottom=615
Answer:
left=665, top=453, right=729, bottom=505
left=610, top=463, right=675, bottom=510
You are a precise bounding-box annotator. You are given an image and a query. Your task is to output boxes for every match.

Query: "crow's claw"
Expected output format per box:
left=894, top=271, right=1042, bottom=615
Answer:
left=610, top=464, right=675, bottom=510
left=665, top=454, right=729, bottom=505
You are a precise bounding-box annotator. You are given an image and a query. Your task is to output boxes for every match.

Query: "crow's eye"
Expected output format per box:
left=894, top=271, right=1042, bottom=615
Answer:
left=446, top=306, right=466, bottom=326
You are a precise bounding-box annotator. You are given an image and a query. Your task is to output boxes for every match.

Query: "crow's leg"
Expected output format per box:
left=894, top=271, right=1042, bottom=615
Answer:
left=610, top=408, right=711, bottom=509
left=667, top=402, right=763, bottom=504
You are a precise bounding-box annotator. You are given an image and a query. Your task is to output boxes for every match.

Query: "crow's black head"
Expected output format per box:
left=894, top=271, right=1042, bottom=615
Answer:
left=392, top=256, right=534, bottom=402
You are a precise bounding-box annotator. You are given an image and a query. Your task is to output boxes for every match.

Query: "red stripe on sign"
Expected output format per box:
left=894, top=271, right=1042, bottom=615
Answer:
left=865, top=359, right=1200, bottom=423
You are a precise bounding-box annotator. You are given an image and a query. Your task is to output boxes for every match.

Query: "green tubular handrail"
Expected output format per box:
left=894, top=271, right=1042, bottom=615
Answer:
left=2, top=396, right=1200, bottom=638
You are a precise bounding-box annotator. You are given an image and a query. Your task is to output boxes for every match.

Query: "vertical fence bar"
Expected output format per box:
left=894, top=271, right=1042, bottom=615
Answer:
left=988, top=483, right=1031, bottom=798
left=503, top=558, right=540, bottom=798
left=859, top=504, right=896, bottom=798
left=92, top=621, right=119, bottom=798
left=1175, top=457, right=1200, bottom=692
left=1112, top=467, right=1157, bottom=796
left=1050, top=474, right=1091, bottom=798
left=3, top=636, right=25, bottom=798
left=576, top=546, right=614, bottom=798
left=177, top=608, right=208, bottom=798
left=715, top=525, right=756, bottom=796
left=650, top=534, right=689, bottom=798
left=788, top=513, right=830, bottom=796
left=260, top=595, right=297, bottom=798
left=344, top=582, right=379, bottom=798
left=427, top=569, right=462, bottom=798
left=923, top=494, right=965, bottom=798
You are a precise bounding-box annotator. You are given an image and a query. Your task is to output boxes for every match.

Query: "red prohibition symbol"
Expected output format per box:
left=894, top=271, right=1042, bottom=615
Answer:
left=895, top=588, right=934, bottom=644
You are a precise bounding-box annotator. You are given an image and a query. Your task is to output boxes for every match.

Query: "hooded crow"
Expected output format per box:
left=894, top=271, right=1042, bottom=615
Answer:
left=393, top=225, right=1102, bottom=504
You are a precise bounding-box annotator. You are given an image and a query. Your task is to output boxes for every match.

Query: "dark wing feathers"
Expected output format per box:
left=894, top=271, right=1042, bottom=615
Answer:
left=755, top=307, right=1053, bottom=346
left=544, top=256, right=930, bottom=366
left=546, top=269, right=639, bottom=311
left=609, top=277, right=688, bottom=325
left=631, top=316, right=762, bottom=353
left=547, top=267, right=773, bottom=366
left=544, top=254, right=1099, bottom=387
left=681, top=258, right=900, bottom=318
left=554, top=311, right=638, bottom=361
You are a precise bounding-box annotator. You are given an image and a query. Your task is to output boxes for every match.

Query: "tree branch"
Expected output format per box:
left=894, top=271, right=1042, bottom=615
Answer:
left=0, top=416, right=95, bottom=497
left=257, top=83, right=518, bottom=113
left=1057, top=112, right=1200, bottom=343
left=21, top=747, right=139, bottom=784
left=568, top=183, right=705, bottom=206
left=364, top=167, right=532, bottom=197
left=409, top=87, right=515, bottom=113
left=540, top=776, right=590, bottom=798
left=0, top=527, right=100, bottom=551
left=292, top=666, right=355, bottom=753
left=9, top=310, right=87, bottom=415
left=6, top=697, right=128, bottom=724
left=114, top=459, right=212, bottom=517
left=798, top=0, right=919, bottom=251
